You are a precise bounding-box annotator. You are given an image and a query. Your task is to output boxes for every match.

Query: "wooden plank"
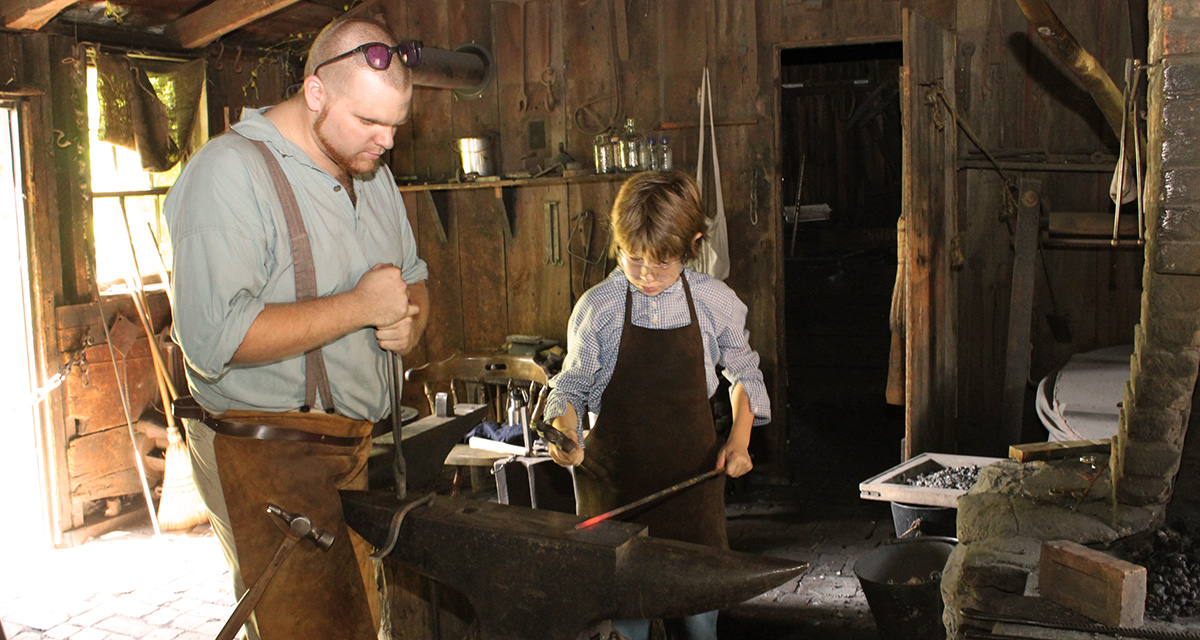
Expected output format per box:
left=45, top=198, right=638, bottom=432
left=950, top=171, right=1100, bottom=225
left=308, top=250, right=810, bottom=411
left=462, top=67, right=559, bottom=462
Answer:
left=66, top=426, right=146, bottom=503
left=404, top=191, right=464, bottom=366
left=901, top=9, right=956, bottom=457
left=489, top=0, right=533, bottom=175
left=448, top=0, right=501, bottom=148
left=1039, top=539, right=1146, bottom=628
left=1009, top=439, right=1112, bottom=463
left=1000, top=179, right=1041, bottom=447
left=171, top=0, right=304, bottom=49
left=1, top=0, right=75, bottom=30
left=64, top=350, right=157, bottom=436
left=21, top=31, right=75, bottom=538
left=455, top=189, right=509, bottom=352
left=505, top=184, right=571, bottom=343
left=562, top=0, right=616, bottom=149
left=404, top=0, right=456, bottom=182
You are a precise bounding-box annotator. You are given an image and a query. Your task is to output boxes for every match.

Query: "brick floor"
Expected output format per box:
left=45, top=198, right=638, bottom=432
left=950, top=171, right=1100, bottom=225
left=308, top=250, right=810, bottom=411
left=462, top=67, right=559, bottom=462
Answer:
left=0, top=527, right=234, bottom=640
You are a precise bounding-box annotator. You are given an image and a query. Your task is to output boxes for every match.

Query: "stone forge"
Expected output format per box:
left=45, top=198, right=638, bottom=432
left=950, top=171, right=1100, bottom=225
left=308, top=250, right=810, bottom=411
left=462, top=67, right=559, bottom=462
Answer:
left=943, top=2, right=1200, bottom=637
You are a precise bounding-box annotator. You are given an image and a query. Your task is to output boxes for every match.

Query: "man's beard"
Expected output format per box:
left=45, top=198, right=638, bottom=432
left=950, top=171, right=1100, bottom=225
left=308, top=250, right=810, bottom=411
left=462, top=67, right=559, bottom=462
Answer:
left=314, top=106, right=381, bottom=177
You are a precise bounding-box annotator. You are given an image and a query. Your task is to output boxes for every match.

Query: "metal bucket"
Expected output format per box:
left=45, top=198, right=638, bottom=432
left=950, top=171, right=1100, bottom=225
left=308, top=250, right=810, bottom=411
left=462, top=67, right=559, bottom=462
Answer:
left=456, top=137, right=493, bottom=176
left=853, top=537, right=956, bottom=640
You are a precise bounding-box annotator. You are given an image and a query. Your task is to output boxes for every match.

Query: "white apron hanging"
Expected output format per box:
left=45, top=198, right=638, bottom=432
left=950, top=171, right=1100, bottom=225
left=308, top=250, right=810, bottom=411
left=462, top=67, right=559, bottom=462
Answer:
left=692, top=67, right=730, bottom=281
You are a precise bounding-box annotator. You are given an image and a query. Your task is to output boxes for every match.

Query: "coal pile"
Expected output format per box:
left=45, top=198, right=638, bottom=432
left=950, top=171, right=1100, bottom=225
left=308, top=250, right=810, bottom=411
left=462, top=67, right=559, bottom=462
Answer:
left=1118, top=526, right=1200, bottom=621
left=905, top=465, right=980, bottom=491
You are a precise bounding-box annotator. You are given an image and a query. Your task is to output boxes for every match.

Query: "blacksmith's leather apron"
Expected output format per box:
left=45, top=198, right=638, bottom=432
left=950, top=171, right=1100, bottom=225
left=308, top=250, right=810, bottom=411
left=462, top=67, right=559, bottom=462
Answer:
left=575, top=274, right=727, bottom=548
left=199, top=134, right=379, bottom=639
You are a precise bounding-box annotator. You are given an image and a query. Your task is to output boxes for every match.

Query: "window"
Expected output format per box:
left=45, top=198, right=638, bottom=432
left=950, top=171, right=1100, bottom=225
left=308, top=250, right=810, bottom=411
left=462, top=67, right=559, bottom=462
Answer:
left=86, top=61, right=207, bottom=288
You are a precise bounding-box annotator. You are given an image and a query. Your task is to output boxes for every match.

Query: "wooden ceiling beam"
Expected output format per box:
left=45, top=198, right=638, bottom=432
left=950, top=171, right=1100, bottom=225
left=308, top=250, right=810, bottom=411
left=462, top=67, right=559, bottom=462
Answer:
left=1, top=0, right=78, bottom=30
left=170, top=0, right=303, bottom=49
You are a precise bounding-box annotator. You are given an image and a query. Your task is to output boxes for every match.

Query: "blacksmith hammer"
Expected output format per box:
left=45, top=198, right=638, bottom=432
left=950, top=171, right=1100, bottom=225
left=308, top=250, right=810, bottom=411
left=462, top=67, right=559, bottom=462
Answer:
left=214, top=504, right=335, bottom=640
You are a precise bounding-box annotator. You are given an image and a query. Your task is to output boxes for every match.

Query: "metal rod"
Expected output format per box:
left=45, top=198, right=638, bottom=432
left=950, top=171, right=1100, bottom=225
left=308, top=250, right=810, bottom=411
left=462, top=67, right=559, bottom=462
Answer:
left=575, top=468, right=723, bottom=529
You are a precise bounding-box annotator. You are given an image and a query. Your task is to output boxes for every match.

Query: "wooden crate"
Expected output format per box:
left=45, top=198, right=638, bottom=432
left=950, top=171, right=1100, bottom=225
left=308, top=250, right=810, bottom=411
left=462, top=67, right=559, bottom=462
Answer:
left=859, top=452, right=1004, bottom=508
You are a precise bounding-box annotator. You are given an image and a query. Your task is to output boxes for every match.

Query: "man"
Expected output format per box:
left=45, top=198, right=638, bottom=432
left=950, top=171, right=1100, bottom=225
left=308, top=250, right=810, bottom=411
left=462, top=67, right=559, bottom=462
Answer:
left=164, top=17, right=427, bottom=640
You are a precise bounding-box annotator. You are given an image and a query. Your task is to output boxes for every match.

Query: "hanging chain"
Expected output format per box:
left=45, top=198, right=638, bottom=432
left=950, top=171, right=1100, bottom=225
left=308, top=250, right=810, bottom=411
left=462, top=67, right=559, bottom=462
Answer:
left=30, top=337, right=92, bottom=404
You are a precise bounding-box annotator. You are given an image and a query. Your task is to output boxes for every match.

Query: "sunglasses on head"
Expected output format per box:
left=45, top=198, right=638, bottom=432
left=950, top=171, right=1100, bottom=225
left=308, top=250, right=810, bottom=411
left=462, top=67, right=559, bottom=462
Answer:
left=312, top=39, right=423, bottom=76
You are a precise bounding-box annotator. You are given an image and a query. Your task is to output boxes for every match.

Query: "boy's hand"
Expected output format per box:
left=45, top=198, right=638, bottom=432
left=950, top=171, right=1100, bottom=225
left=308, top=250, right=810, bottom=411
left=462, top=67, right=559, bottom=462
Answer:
left=547, top=429, right=583, bottom=463
left=717, top=444, right=753, bottom=478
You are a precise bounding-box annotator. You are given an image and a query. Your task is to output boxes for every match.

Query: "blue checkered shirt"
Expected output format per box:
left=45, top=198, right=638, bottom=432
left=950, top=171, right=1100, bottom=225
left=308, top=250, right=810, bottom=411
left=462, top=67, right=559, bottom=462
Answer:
left=545, top=268, right=771, bottom=438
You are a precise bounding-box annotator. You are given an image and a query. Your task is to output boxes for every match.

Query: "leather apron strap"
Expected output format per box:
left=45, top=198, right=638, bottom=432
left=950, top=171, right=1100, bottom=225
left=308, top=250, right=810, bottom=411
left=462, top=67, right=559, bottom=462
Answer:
left=576, top=275, right=727, bottom=548
left=241, top=134, right=335, bottom=412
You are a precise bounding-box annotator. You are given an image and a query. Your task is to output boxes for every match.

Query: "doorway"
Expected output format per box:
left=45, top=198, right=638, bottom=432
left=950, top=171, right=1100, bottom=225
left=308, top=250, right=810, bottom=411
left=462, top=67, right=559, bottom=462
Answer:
left=780, top=42, right=905, bottom=495
left=0, top=104, right=51, bottom=553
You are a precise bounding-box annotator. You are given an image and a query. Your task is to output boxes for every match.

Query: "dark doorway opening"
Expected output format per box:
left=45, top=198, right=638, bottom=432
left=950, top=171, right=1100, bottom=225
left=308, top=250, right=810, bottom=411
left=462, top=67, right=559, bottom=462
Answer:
left=781, top=42, right=905, bottom=500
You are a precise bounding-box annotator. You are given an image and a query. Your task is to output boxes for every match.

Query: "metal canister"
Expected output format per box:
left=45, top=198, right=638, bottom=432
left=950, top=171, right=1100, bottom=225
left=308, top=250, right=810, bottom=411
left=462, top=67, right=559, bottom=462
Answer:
left=456, top=137, right=493, bottom=176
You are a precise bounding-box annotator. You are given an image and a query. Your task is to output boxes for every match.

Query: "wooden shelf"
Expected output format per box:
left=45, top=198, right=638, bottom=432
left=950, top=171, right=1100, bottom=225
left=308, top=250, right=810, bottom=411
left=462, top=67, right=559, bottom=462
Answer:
left=396, top=171, right=627, bottom=237
left=395, top=170, right=627, bottom=193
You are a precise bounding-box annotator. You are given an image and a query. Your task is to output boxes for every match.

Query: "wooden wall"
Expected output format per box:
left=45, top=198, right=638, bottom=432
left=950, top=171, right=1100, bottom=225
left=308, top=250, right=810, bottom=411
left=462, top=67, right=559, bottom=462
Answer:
left=357, top=0, right=793, bottom=477
left=953, top=0, right=1143, bottom=455
left=9, top=0, right=1150, bottom=539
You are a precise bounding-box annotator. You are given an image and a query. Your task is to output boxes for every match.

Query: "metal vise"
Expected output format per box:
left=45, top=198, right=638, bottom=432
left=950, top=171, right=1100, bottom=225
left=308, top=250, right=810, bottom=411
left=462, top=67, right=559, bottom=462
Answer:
left=341, top=490, right=808, bottom=640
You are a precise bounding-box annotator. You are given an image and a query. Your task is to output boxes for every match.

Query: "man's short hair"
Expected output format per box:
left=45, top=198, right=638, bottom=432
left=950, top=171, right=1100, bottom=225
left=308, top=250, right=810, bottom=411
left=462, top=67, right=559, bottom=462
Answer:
left=305, top=17, right=410, bottom=95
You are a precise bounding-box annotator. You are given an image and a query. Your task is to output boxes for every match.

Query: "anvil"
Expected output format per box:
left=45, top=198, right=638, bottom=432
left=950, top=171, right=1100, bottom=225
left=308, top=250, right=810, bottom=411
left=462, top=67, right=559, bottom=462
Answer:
left=341, top=490, right=808, bottom=640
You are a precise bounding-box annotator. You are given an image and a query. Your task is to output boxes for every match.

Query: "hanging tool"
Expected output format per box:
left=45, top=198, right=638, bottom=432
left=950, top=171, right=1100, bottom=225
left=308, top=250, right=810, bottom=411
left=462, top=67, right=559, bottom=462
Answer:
left=788, top=153, right=806, bottom=258
left=493, top=0, right=531, bottom=111
left=214, top=505, right=335, bottom=640
left=575, top=468, right=724, bottom=529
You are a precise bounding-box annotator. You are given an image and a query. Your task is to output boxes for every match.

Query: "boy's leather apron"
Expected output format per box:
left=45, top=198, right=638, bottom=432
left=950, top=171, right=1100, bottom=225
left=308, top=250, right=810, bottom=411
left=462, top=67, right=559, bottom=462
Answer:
left=575, top=274, right=727, bottom=549
left=197, top=134, right=379, bottom=638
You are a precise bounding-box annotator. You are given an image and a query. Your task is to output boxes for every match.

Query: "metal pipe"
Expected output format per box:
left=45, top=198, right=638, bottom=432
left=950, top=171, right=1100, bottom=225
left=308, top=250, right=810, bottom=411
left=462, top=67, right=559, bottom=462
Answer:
left=410, top=42, right=493, bottom=99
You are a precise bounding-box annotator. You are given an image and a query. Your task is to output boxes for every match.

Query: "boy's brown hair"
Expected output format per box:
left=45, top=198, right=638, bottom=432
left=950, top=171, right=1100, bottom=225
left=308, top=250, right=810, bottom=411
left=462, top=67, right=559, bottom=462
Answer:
left=609, top=171, right=707, bottom=262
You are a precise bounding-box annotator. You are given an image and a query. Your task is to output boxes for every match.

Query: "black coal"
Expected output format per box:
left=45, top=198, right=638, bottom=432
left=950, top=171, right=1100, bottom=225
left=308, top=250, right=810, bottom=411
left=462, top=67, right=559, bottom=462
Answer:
left=1116, top=526, right=1200, bottom=621
left=906, top=465, right=980, bottom=491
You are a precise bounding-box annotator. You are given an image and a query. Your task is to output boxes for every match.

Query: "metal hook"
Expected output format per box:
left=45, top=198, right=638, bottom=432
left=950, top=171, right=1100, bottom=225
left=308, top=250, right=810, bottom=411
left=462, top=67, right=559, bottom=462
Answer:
left=233, top=45, right=244, bottom=73
left=213, top=42, right=225, bottom=71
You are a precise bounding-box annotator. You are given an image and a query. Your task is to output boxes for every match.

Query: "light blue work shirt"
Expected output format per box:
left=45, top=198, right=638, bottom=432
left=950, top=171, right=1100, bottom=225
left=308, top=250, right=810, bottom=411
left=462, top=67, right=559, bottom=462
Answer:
left=164, top=107, right=427, bottom=421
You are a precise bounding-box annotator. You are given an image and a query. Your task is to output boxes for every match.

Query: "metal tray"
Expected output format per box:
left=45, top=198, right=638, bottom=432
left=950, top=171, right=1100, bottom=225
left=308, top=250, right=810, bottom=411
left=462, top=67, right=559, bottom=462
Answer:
left=859, top=452, right=1004, bottom=508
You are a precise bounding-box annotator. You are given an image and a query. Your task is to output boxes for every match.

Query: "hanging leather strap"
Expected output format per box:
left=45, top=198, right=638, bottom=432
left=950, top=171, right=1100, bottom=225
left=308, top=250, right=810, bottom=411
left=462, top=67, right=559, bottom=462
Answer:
left=241, top=134, right=336, bottom=412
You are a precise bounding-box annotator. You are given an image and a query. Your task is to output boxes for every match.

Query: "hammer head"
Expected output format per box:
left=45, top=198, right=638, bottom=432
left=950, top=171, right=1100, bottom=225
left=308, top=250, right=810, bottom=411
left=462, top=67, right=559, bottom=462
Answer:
left=266, top=504, right=336, bottom=551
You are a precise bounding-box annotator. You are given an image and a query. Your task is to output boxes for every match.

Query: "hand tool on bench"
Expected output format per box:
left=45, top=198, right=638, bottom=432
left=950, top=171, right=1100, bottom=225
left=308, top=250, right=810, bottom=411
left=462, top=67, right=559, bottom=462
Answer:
left=575, top=467, right=724, bottom=530
left=214, top=505, right=335, bottom=640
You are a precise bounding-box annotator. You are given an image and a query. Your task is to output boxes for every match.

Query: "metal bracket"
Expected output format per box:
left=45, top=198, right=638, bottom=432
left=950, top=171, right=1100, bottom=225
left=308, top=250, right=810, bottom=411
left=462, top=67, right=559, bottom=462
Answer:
left=544, top=200, right=562, bottom=265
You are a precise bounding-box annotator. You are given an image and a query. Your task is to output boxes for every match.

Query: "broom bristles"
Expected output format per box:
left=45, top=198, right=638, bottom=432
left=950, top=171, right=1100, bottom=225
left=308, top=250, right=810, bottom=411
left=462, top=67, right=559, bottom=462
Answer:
left=157, top=426, right=209, bottom=531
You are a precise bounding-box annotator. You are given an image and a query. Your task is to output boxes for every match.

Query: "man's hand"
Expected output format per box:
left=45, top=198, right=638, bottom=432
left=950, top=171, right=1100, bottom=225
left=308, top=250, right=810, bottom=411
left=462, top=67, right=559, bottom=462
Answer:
left=376, top=306, right=420, bottom=354
left=352, top=263, right=411, bottom=328
left=716, top=444, right=753, bottom=478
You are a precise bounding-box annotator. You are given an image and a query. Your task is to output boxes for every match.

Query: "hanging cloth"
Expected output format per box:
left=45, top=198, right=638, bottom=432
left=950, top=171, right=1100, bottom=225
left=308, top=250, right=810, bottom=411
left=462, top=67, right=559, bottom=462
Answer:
left=96, top=52, right=206, bottom=172
left=692, top=67, right=730, bottom=281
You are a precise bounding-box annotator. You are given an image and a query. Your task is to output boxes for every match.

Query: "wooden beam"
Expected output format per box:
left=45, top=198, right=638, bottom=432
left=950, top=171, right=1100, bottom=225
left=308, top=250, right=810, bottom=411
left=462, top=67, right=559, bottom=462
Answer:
left=1, top=0, right=77, bottom=30
left=170, top=0, right=303, bottom=49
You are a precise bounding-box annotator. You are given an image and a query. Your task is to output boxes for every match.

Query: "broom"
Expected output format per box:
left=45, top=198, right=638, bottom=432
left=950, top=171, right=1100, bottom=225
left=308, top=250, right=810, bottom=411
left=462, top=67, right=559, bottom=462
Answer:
left=120, top=202, right=208, bottom=531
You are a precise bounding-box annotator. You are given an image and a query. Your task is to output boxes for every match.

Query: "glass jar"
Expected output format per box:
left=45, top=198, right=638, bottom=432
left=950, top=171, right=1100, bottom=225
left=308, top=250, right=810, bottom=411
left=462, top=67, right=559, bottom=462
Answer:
left=594, top=131, right=613, bottom=174
left=659, top=135, right=673, bottom=171
left=619, top=118, right=641, bottom=172
left=640, top=137, right=658, bottom=171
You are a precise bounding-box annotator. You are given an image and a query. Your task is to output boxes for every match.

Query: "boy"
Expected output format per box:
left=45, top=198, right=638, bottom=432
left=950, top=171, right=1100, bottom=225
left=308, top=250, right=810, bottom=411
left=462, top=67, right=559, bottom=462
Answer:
left=544, top=171, right=771, bottom=640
